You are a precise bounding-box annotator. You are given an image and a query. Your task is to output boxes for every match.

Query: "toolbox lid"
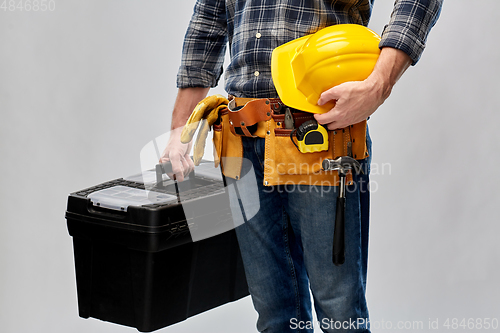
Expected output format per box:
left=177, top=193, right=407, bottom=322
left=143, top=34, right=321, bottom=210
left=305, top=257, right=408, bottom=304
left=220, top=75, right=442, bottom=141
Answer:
left=124, top=170, right=158, bottom=185
left=192, top=162, right=223, bottom=181
left=124, top=162, right=222, bottom=186
left=88, top=186, right=177, bottom=212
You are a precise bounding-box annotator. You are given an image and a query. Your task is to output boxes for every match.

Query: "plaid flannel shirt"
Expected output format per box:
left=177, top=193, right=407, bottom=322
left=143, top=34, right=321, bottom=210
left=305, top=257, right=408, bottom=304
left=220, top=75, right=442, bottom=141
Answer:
left=177, top=0, right=442, bottom=98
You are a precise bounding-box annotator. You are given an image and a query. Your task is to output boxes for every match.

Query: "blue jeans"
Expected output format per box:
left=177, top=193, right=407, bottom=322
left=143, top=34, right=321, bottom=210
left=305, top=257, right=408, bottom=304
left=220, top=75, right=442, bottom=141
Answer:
left=228, top=131, right=372, bottom=333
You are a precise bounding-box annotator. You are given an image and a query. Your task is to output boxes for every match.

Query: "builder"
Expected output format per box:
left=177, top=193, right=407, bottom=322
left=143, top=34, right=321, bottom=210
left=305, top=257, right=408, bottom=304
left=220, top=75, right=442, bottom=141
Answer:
left=161, top=1, right=443, bottom=332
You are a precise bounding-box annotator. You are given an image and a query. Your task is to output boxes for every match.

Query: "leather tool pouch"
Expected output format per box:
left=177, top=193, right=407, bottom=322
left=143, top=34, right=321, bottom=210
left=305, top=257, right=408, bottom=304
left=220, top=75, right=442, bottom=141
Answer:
left=212, top=108, right=244, bottom=180
left=263, top=113, right=369, bottom=186
left=212, top=98, right=276, bottom=179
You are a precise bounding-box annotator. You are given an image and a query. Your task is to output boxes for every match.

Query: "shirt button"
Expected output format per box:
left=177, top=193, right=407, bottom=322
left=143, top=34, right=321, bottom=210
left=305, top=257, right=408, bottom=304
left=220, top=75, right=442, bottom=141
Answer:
left=256, top=32, right=262, bottom=39
left=254, top=71, right=260, bottom=77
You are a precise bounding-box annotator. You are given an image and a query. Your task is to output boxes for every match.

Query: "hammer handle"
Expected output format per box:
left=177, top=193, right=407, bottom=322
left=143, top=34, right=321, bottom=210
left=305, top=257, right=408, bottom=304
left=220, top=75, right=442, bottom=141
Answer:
left=332, top=197, right=346, bottom=266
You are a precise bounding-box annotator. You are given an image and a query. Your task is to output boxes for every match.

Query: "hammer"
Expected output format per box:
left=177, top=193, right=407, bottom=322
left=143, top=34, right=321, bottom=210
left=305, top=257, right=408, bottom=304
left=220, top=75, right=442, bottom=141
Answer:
left=322, top=156, right=363, bottom=266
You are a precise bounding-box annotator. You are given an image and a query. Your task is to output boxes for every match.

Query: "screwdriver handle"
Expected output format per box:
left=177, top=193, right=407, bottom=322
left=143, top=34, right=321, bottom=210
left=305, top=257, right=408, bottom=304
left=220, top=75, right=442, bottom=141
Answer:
left=332, top=196, right=346, bottom=266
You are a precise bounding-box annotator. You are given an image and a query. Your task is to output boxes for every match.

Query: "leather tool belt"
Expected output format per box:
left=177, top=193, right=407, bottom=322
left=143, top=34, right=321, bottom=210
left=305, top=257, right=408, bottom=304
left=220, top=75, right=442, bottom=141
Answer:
left=213, top=96, right=369, bottom=186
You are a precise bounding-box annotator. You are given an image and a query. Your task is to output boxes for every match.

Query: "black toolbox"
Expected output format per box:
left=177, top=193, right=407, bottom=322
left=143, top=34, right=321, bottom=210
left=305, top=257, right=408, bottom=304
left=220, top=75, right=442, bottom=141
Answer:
left=65, top=163, right=249, bottom=332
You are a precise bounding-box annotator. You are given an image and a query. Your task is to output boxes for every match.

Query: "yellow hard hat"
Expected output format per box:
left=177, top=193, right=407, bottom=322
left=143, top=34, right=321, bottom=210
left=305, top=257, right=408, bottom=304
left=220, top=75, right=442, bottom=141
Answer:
left=271, top=24, right=381, bottom=114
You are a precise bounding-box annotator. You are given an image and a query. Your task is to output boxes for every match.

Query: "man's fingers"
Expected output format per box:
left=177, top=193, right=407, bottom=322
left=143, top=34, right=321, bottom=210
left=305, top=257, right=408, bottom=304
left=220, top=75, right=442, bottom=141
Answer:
left=315, top=114, right=342, bottom=130
left=314, top=110, right=336, bottom=125
left=184, top=154, right=195, bottom=175
left=317, top=117, right=346, bottom=131
left=169, top=153, right=186, bottom=182
left=180, top=155, right=193, bottom=178
left=318, top=86, right=340, bottom=106
left=314, top=108, right=349, bottom=130
left=326, top=122, right=346, bottom=131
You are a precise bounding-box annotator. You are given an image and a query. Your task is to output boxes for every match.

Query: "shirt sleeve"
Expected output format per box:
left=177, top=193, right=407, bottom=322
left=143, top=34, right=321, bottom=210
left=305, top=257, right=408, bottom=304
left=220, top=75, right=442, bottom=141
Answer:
left=177, top=0, right=228, bottom=88
left=379, top=0, right=443, bottom=65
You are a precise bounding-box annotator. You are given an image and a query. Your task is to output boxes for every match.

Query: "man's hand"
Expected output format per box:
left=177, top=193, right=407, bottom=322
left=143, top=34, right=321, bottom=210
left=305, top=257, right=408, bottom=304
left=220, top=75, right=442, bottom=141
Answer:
left=159, top=127, right=194, bottom=182
left=160, top=87, right=209, bottom=181
left=314, top=47, right=412, bottom=130
left=315, top=79, right=386, bottom=130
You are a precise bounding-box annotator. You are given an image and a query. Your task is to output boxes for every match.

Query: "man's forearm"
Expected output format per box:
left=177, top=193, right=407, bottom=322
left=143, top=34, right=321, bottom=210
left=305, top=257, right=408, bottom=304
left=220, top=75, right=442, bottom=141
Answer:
left=171, top=87, right=210, bottom=130
left=365, top=47, right=412, bottom=101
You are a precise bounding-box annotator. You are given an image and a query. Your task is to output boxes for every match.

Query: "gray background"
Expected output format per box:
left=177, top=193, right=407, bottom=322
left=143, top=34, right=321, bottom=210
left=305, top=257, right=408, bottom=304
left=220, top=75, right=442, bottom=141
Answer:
left=1, top=1, right=499, bottom=332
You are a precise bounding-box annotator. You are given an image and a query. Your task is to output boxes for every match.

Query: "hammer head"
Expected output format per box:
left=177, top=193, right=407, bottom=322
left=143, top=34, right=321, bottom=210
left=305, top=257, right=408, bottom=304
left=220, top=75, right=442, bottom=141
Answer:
left=322, top=156, right=364, bottom=175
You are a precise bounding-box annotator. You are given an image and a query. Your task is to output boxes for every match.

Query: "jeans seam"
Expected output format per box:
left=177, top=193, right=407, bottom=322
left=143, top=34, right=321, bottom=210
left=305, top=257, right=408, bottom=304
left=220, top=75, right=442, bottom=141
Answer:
left=352, top=183, right=370, bottom=333
left=281, top=207, right=302, bottom=329
left=254, top=139, right=264, bottom=170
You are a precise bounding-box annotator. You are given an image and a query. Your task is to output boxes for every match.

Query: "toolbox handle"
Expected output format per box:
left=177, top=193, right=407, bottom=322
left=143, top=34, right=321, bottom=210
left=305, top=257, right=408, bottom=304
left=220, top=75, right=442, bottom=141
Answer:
left=156, top=161, right=172, bottom=180
left=87, top=204, right=128, bottom=220
left=156, top=162, right=197, bottom=203
left=155, top=162, right=197, bottom=183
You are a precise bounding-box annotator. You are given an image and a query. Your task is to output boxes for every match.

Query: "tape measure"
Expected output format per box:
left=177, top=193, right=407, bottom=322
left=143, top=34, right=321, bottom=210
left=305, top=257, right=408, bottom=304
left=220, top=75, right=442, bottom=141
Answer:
left=290, top=120, right=329, bottom=153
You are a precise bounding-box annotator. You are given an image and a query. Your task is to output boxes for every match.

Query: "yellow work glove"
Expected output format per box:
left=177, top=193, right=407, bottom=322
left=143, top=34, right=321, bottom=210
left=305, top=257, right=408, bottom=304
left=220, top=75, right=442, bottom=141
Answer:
left=181, top=94, right=228, bottom=165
